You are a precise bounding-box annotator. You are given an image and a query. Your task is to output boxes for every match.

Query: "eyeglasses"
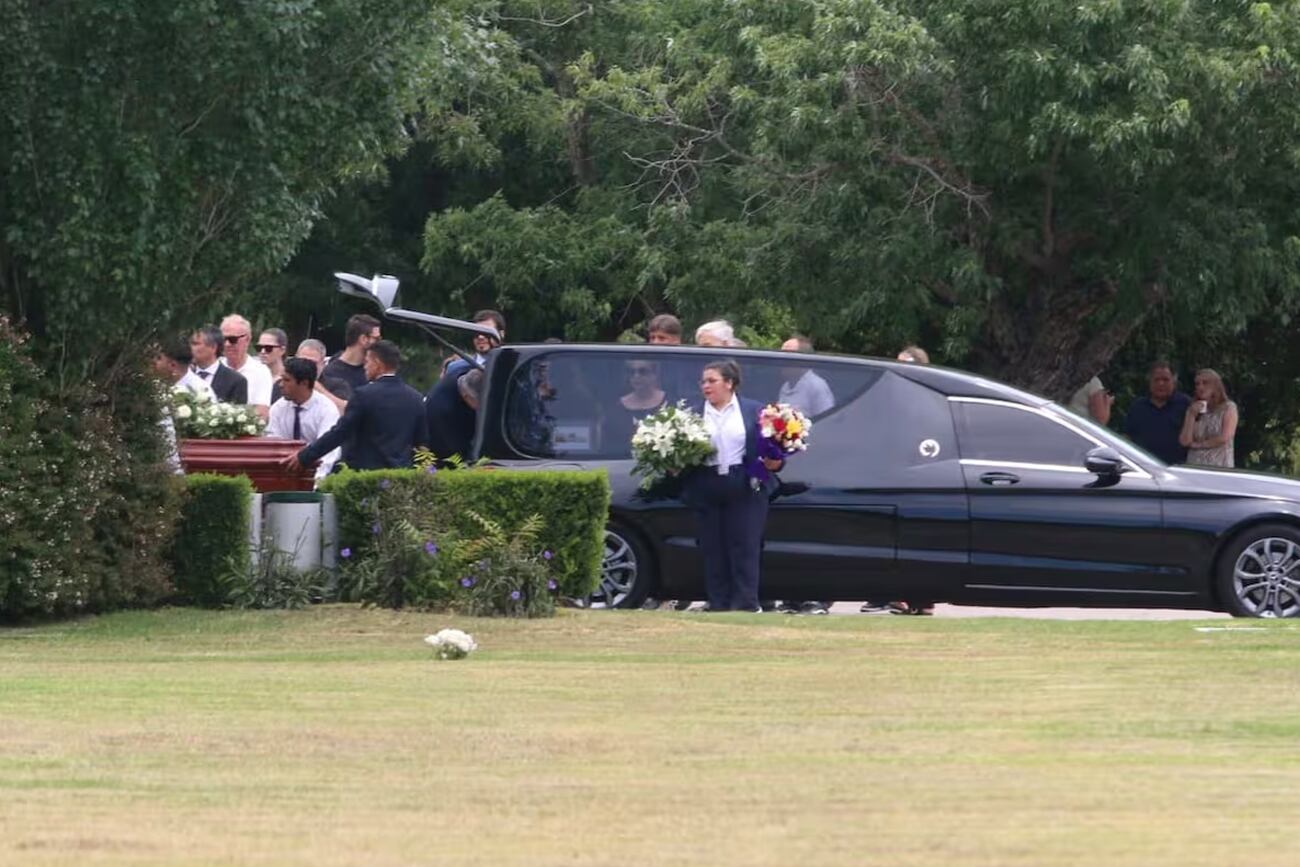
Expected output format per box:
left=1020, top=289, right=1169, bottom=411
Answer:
left=255, top=344, right=282, bottom=353
left=223, top=334, right=248, bottom=345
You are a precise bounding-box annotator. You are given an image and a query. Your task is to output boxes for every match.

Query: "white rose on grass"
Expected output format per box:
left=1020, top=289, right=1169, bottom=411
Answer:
left=424, top=628, right=477, bottom=660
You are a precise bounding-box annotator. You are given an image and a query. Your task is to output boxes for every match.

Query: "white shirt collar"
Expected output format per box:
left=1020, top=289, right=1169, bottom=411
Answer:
left=704, top=394, right=740, bottom=416
left=194, top=360, right=221, bottom=376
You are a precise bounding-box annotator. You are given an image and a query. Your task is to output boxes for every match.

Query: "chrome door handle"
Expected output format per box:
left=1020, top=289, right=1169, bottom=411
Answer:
left=979, top=472, right=1020, bottom=486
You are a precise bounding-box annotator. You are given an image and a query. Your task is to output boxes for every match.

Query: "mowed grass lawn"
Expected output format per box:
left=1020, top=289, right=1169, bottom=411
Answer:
left=2, top=607, right=1299, bottom=866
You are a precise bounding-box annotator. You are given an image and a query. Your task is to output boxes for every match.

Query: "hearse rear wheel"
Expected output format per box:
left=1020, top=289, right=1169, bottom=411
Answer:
left=592, top=524, right=653, bottom=609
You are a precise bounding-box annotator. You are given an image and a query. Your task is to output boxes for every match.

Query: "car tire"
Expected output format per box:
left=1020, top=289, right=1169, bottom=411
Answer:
left=592, top=523, right=654, bottom=609
left=1217, top=523, right=1300, bottom=618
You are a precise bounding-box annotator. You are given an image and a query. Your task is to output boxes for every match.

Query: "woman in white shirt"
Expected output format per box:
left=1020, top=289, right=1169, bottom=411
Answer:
left=683, top=360, right=783, bottom=612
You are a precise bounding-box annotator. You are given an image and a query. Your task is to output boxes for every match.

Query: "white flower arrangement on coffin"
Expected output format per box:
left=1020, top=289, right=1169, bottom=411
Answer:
left=424, top=628, right=478, bottom=660
left=171, top=387, right=266, bottom=439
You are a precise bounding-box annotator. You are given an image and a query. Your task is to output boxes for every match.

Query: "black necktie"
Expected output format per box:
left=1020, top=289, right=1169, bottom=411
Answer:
left=293, top=404, right=303, bottom=441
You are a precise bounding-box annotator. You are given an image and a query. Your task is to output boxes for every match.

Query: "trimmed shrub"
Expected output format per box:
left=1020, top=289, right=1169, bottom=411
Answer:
left=320, top=468, right=610, bottom=599
left=171, top=474, right=254, bottom=607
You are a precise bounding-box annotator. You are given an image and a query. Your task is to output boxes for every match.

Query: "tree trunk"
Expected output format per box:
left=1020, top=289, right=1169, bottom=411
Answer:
left=976, top=278, right=1165, bottom=402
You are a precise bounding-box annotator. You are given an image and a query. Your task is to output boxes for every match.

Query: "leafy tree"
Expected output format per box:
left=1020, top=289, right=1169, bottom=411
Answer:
left=411, top=0, right=1300, bottom=399
left=0, top=0, right=450, bottom=386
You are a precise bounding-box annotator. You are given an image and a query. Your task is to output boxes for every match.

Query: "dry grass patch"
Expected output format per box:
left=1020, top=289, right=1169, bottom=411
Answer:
left=2, top=607, right=1299, bottom=866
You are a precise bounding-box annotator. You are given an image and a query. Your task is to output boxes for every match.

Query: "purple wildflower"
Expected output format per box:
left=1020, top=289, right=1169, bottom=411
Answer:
left=425, top=464, right=438, bottom=475
left=510, top=590, right=522, bottom=601
left=542, top=550, right=554, bottom=561
left=340, top=547, right=352, bottom=559
left=460, top=577, right=474, bottom=588
left=379, top=479, right=391, bottom=490
left=371, top=522, right=381, bottom=535
left=424, top=541, right=439, bottom=556
left=547, top=579, right=558, bottom=591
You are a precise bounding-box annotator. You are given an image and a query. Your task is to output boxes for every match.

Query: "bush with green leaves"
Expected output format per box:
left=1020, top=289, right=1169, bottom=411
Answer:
left=0, top=316, right=179, bottom=621
left=337, top=479, right=465, bottom=609
left=319, top=467, right=609, bottom=602
left=456, top=511, right=558, bottom=618
left=171, top=474, right=254, bottom=608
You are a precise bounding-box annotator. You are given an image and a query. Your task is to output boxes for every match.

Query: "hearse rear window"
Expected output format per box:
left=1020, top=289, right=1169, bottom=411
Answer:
left=504, top=351, right=879, bottom=459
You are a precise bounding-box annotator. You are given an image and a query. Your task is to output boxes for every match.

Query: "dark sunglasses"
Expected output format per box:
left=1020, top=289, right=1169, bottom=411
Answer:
left=223, top=334, right=248, bottom=344
left=255, top=344, right=282, bottom=352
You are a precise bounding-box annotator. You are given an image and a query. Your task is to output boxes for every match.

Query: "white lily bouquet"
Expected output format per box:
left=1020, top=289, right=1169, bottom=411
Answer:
left=424, top=628, right=478, bottom=660
left=170, top=388, right=265, bottom=439
left=630, top=401, right=716, bottom=490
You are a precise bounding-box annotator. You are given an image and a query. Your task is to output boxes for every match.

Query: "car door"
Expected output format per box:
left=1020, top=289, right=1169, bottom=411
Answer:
left=756, top=367, right=967, bottom=603
left=951, top=398, right=1188, bottom=600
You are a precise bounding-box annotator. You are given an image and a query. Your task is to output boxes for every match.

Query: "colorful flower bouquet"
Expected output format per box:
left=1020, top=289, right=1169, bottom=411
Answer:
left=630, top=401, right=716, bottom=490
left=758, top=402, right=811, bottom=454
left=747, top=402, right=811, bottom=490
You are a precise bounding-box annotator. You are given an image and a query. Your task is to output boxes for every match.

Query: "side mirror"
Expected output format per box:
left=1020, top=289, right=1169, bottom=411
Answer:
left=1084, top=446, right=1129, bottom=478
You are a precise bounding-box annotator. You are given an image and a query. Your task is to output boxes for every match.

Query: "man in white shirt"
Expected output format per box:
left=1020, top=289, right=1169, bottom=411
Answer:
left=265, top=357, right=341, bottom=483
left=153, top=338, right=213, bottom=473
left=153, top=339, right=213, bottom=401
left=777, top=336, right=834, bottom=417
left=1068, top=375, right=1114, bottom=425
left=220, top=313, right=274, bottom=420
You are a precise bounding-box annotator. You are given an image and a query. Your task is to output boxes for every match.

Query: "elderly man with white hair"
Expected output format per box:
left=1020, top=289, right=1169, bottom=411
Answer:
left=695, top=319, right=746, bottom=347
left=220, top=313, right=275, bottom=420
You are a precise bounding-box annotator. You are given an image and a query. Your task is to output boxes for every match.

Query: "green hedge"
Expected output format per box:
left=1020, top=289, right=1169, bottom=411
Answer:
left=320, top=468, right=610, bottom=598
left=1, top=316, right=179, bottom=621
left=171, top=474, right=254, bottom=607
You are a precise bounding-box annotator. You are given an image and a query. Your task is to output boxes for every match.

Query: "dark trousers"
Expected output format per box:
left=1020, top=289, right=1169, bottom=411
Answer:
left=691, top=466, right=770, bottom=611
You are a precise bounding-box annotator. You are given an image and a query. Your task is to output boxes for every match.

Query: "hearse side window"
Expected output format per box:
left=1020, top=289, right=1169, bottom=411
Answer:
left=954, top=402, right=1095, bottom=469
left=504, top=351, right=879, bottom=459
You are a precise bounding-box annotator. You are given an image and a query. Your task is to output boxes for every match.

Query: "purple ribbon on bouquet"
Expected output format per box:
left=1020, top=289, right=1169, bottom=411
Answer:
left=745, top=437, right=787, bottom=487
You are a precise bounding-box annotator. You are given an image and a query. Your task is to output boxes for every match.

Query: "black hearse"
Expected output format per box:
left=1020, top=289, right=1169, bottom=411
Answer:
left=341, top=273, right=1300, bottom=618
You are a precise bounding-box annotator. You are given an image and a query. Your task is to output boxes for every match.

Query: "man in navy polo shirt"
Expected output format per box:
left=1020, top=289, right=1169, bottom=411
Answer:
left=1124, top=360, right=1191, bottom=465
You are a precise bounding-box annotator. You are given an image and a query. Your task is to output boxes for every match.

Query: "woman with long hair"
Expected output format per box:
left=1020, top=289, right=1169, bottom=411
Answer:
left=1179, top=368, right=1238, bottom=467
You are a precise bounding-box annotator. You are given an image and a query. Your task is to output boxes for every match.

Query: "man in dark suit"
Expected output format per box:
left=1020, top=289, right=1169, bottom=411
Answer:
left=285, top=340, right=427, bottom=472
left=189, top=325, right=247, bottom=404
left=425, top=367, right=483, bottom=466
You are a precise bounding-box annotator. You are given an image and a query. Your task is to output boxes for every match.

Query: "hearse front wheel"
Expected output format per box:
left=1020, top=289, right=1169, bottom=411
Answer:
left=1218, top=523, right=1300, bottom=618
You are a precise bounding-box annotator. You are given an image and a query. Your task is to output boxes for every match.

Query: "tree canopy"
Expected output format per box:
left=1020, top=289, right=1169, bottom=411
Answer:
left=0, top=0, right=453, bottom=385
left=401, top=1, right=1300, bottom=400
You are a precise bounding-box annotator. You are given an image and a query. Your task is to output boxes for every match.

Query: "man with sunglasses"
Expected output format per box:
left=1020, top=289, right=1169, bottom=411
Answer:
left=256, top=327, right=288, bottom=403
left=220, top=314, right=274, bottom=420
left=189, top=325, right=248, bottom=404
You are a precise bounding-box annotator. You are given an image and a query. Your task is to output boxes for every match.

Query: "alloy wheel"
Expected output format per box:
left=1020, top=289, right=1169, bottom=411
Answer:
left=1232, top=537, right=1300, bottom=618
left=594, top=528, right=639, bottom=608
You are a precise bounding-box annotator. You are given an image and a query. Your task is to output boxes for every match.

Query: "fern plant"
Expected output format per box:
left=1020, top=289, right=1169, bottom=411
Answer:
left=341, top=483, right=461, bottom=609
left=456, top=510, right=558, bottom=618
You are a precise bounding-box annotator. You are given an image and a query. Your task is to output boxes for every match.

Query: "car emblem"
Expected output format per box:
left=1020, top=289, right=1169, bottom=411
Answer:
left=918, top=439, right=941, bottom=458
